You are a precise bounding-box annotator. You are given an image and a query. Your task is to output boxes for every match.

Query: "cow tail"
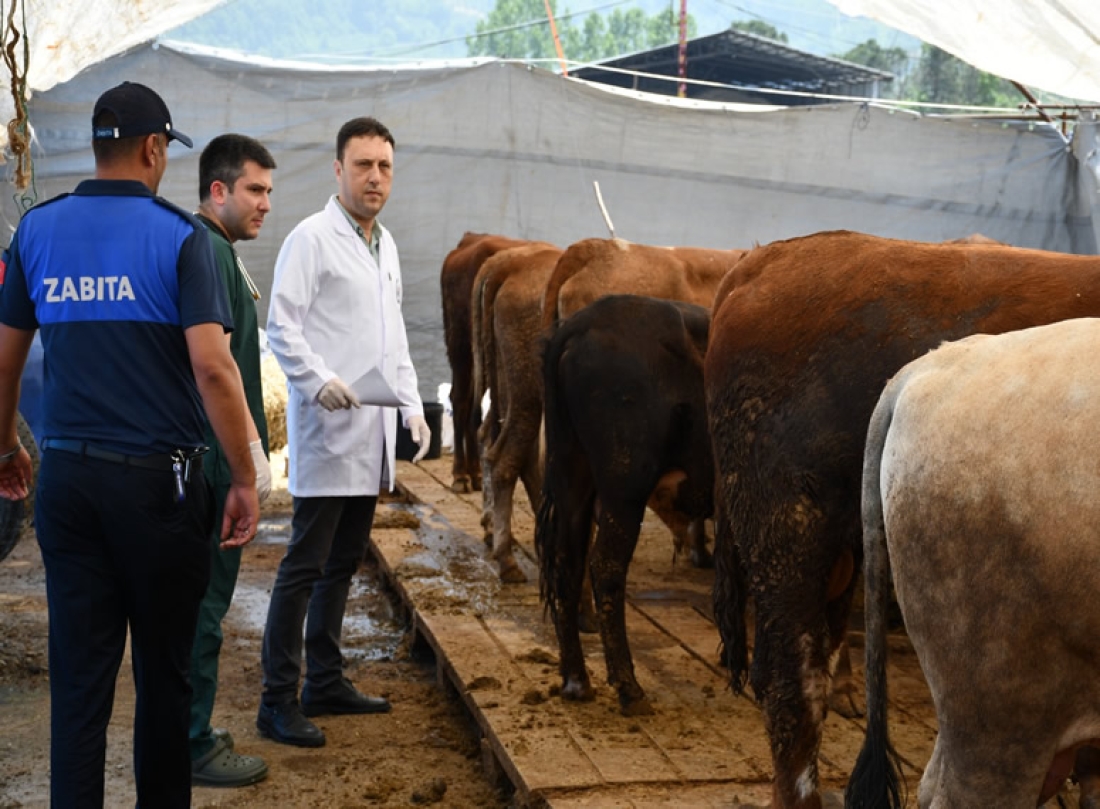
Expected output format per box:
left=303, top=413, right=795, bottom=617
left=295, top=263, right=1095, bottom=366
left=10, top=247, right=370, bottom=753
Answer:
left=845, top=383, right=905, bottom=809
left=536, top=322, right=568, bottom=625
left=712, top=504, right=749, bottom=692
left=471, top=271, right=492, bottom=412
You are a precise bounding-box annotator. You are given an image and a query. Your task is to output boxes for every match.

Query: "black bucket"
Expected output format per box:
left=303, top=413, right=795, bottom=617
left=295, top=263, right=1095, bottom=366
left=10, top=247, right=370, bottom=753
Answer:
left=396, top=401, right=444, bottom=461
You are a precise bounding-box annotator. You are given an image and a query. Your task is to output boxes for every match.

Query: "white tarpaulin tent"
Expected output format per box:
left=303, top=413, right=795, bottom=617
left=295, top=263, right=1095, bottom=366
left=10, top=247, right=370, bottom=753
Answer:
left=827, top=0, right=1100, bottom=103
left=10, top=40, right=1099, bottom=402
left=0, top=0, right=222, bottom=146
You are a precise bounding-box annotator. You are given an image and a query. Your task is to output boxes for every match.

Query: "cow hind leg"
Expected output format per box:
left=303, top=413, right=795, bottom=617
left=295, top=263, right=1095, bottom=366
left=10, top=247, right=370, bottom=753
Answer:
left=480, top=461, right=524, bottom=582
left=823, top=549, right=863, bottom=719
left=544, top=488, right=597, bottom=703
left=489, top=483, right=525, bottom=583
left=477, top=421, right=495, bottom=545
left=591, top=500, right=652, bottom=716
left=924, top=729, right=1056, bottom=808
left=465, top=408, right=483, bottom=491
left=827, top=638, right=864, bottom=719
left=752, top=618, right=832, bottom=809
left=579, top=567, right=598, bottom=635
left=687, top=518, right=712, bottom=569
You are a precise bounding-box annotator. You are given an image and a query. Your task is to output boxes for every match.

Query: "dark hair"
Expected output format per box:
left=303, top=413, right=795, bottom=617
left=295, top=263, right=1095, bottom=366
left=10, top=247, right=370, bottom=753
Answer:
left=90, top=109, right=146, bottom=163
left=336, top=117, right=395, bottom=162
left=199, top=133, right=277, bottom=201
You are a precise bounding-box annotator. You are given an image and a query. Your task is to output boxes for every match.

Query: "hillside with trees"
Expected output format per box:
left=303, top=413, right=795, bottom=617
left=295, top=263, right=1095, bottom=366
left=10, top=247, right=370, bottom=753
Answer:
left=168, top=0, right=1031, bottom=108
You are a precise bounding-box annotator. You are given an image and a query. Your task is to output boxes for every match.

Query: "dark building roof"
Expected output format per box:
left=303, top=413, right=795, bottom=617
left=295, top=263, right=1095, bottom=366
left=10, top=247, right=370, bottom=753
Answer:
left=571, top=28, right=894, bottom=106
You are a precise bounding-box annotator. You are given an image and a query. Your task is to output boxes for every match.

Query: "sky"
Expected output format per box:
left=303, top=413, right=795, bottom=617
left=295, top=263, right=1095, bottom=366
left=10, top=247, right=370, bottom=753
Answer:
left=166, top=0, right=921, bottom=63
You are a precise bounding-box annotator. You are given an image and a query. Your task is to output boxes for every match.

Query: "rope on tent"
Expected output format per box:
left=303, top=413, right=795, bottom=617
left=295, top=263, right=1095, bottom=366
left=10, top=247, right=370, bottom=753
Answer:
left=2, top=0, right=36, bottom=213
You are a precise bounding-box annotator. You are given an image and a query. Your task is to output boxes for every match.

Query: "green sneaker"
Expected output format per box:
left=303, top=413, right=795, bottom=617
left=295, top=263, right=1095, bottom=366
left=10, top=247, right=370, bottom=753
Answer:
left=191, top=737, right=268, bottom=788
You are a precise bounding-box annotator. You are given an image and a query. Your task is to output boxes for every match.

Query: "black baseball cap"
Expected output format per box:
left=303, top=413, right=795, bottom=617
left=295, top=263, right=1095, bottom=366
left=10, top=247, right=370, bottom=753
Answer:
left=92, top=81, right=193, bottom=148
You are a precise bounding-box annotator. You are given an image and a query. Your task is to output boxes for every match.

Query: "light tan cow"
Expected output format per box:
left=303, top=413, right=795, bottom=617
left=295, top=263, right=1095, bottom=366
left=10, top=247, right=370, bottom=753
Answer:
left=851, top=318, right=1100, bottom=808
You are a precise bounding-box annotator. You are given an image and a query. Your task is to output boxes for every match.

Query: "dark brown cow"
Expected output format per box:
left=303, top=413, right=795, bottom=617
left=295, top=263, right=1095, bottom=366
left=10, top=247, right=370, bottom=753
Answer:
left=471, top=242, right=563, bottom=582
left=537, top=295, right=713, bottom=716
left=476, top=237, right=742, bottom=583
left=537, top=238, right=744, bottom=562
left=440, top=233, right=542, bottom=493
left=704, top=230, right=1100, bottom=809
left=849, top=320, right=1100, bottom=808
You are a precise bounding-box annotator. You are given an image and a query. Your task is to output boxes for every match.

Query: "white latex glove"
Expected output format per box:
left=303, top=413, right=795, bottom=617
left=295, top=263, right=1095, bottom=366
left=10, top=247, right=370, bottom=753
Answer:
left=317, top=377, right=360, bottom=411
left=250, top=439, right=272, bottom=505
left=407, top=414, right=431, bottom=463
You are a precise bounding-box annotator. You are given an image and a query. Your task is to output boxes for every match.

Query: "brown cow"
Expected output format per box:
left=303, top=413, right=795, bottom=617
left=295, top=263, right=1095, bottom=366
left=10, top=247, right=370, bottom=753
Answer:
left=541, top=237, right=745, bottom=330
left=471, top=242, right=563, bottom=582
left=440, top=233, right=543, bottom=493
left=704, top=230, right=1100, bottom=809
left=849, top=319, right=1100, bottom=809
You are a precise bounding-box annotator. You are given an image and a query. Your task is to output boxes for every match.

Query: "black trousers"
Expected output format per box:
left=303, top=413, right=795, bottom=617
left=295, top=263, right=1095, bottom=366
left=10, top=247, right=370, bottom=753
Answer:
left=35, top=449, right=212, bottom=809
left=261, top=495, right=377, bottom=704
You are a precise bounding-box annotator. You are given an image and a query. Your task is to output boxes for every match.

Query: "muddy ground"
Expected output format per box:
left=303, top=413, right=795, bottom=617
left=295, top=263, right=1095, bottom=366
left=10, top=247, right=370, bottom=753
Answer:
left=0, top=454, right=513, bottom=809
left=1, top=448, right=1093, bottom=809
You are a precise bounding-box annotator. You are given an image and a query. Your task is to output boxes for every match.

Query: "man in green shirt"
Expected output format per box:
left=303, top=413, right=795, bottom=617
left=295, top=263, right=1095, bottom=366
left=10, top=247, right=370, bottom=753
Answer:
left=189, top=133, right=276, bottom=787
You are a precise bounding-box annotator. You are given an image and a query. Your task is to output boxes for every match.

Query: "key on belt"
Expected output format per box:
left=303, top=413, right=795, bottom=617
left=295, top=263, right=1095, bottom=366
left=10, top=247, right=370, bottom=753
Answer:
left=171, top=448, right=205, bottom=503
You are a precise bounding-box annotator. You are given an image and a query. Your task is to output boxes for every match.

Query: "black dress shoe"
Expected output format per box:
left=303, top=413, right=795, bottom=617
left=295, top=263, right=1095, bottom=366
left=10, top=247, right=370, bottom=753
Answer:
left=256, top=701, right=326, bottom=748
left=301, top=677, right=392, bottom=717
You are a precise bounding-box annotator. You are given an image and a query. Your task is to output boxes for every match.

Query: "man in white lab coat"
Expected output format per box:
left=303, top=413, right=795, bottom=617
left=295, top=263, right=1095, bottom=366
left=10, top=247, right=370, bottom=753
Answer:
left=257, top=117, right=430, bottom=748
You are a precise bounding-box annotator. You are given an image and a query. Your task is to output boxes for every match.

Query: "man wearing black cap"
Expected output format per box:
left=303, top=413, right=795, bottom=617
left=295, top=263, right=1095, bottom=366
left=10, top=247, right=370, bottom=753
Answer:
left=0, top=82, right=260, bottom=808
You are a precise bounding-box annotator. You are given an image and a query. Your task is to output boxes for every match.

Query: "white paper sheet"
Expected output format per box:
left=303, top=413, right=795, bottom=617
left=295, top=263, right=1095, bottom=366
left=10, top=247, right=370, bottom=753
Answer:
left=348, top=367, right=402, bottom=407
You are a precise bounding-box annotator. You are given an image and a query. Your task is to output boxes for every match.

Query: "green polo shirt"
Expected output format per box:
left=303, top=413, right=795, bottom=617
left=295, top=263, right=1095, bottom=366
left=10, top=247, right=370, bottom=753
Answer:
left=196, top=213, right=270, bottom=487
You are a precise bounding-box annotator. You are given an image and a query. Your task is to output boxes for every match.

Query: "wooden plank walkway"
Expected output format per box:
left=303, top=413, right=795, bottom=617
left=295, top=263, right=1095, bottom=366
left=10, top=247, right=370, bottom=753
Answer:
left=373, top=457, right=936, bottom=808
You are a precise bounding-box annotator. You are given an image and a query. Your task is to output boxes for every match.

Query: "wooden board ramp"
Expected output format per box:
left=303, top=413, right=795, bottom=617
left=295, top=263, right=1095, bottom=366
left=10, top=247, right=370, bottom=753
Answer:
left=373, top=458, right=935, bottom=808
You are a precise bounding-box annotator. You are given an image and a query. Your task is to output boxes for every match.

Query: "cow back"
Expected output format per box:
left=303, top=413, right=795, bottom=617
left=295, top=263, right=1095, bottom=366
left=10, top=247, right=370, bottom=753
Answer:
left=707, top=229, right=1100, bottom=531
left=541, top=237, right=745, bottom=330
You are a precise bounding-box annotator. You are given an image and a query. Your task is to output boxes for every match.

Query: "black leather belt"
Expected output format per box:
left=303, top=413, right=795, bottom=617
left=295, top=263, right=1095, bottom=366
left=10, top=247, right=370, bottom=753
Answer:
left=41, top=438, right=201, bottom=473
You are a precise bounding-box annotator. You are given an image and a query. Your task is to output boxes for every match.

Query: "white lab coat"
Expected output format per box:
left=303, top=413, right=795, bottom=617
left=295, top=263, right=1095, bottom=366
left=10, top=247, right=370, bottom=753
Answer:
left=267, top=196, right=423, bottom=497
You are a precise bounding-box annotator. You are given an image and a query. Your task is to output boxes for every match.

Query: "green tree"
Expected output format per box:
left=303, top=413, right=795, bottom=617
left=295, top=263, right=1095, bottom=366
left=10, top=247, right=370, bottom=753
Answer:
left=467, top=0, right=565, bottom=60
left=835, top=39, right=909, bottom=75
left=909, top=44, right=1017, bottom=107
left=647, top=7, right=697, bottom=49
left=605, top=8, right=650, bottom=55
left=467, top=0, right=696, bottom=63
left=730, top=19, right=787, bottom=43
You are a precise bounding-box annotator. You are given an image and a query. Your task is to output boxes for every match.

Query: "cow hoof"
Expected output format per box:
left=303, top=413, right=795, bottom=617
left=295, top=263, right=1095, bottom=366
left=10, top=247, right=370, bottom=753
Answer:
left=619, top=695, right=654, bottom=716
left=451, top=476, right=472, bottom=494
left=498, top=561, right=527, bottom=584
left=690, top=547, right=714, bottom=569
left=828, top=689, right=865, bottom=719
left=472, top=477, right=483, bottom=492
left=561, top=678, right=594, bottom=702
